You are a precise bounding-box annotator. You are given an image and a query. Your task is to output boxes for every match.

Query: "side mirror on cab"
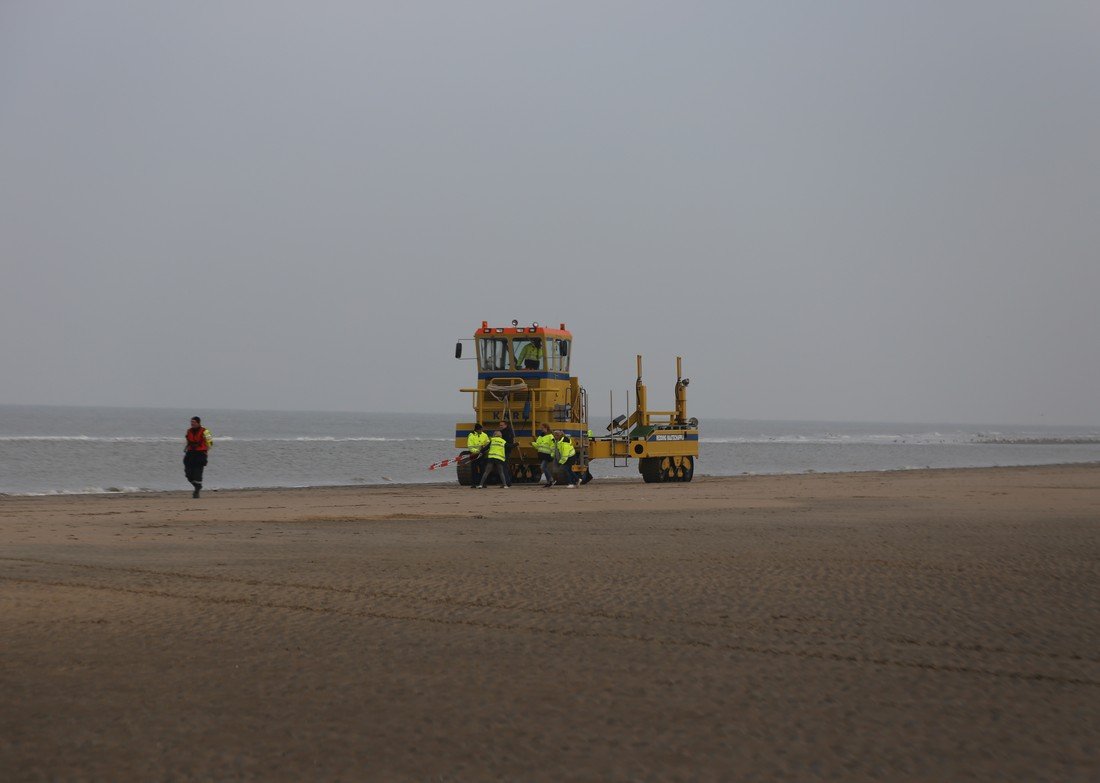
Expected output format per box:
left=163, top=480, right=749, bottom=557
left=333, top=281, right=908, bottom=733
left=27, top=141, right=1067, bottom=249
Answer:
left=455, top=342, right=462, bottom=359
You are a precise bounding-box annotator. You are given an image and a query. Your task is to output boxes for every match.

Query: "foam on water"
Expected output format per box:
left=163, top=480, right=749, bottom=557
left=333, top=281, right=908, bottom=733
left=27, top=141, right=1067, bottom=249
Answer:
left=702, top=433, right=970, bottom=445
left=17, top=486, right=147, bottom=496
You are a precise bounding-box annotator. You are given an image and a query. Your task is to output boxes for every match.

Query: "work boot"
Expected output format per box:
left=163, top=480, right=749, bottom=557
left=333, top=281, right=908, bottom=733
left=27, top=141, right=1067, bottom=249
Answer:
left=192, top=488, right=200, bottom=499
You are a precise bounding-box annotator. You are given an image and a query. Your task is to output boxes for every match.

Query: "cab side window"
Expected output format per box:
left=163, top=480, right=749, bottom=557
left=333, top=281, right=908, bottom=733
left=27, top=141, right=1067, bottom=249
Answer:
left=547, top=339, right=570, bottom=372
left=478, top=338, right=511, bottom=371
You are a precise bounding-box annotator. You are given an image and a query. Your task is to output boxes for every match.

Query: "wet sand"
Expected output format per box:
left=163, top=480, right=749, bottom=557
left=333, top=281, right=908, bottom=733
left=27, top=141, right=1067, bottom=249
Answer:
left=2, top=465, right=1098, bottom=781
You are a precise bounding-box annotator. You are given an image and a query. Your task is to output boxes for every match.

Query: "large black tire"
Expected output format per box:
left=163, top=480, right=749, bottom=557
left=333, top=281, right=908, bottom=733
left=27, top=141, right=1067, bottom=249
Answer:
left=639, top=457, right=662, bottom=483
left=639, top=456, right=694, bottom=483
left=456, top=451, right=474, bottom=486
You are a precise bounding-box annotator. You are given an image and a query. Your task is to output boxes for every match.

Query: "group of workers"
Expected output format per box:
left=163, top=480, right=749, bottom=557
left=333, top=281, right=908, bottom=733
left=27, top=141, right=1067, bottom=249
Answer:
left=184, top=413, right=582, bottom=497
left=184, top=410, right=584, bottom=496
left=466, top=420, right=579, bottom=489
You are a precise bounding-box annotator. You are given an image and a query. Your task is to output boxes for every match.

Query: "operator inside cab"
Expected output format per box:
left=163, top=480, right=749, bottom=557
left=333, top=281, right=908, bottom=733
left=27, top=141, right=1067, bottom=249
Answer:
left=515, top=338, right=544, bottom=370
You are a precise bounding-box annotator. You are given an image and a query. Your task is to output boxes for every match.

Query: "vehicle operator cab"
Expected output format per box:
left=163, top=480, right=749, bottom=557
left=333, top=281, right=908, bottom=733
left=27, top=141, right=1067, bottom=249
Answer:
left=476, top=333, right=570, bottom=373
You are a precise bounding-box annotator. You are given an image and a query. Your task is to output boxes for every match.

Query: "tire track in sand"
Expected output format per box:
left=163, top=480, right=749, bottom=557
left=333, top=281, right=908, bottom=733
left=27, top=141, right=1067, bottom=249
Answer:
left=3, top=571, right=1098, bottom=689
left=3, top=555, right=1097, bottom=665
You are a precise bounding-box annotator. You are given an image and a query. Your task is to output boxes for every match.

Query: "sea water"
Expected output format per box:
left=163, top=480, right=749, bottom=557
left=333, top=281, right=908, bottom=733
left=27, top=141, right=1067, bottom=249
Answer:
left=1, top=404, right=1098, bottom=495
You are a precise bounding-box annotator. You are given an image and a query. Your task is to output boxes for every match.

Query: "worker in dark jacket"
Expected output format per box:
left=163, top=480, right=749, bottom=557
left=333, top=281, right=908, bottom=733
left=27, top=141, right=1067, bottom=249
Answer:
left=497, top=419, right=516, bottom=485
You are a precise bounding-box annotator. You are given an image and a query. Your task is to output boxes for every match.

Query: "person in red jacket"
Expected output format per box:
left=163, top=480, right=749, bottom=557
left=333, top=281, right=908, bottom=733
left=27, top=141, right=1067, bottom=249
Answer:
left=184, top=416, right=213, bottom=498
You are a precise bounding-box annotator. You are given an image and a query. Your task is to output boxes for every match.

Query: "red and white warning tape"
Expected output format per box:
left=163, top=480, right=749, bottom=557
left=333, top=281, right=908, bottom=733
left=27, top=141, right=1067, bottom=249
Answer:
left=428, top=453, right=471, bottom=471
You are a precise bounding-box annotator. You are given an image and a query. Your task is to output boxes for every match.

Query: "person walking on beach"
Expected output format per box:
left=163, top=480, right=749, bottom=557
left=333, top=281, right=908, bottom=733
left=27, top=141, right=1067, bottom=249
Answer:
left=467, top=423, right=490, bottom=487
left=477, top=430, right=512, bottom=488
left=184, top=416, right=213, bottom=498
left=533, top=424, right=556, bottom=487
left=554, top=430, right=578, bottom=488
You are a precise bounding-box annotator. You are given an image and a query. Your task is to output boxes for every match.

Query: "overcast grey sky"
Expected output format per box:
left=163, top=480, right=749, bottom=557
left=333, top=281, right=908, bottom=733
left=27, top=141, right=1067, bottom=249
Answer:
left=2, top=1, right=1097, bottom=424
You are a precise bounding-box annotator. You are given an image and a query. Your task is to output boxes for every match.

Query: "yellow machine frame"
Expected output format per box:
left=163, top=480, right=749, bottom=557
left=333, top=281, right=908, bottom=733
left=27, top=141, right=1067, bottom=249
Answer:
left=453, top=320, right=699, bottom=484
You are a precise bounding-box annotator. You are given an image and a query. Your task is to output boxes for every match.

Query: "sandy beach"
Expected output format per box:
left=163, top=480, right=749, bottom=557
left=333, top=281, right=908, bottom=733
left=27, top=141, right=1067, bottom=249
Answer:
left=2, top=465, right=1098, bottom=781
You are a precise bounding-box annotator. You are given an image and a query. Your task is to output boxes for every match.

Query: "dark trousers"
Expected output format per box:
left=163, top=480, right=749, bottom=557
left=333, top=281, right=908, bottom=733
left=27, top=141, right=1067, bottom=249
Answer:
left=560, top=455, right=578, bottom=485
left=539, top=455, right=555, bottom=484
left=184, top=451, right=207, bottom=487
left=479, top=459, right=510, bottom=487
left=470, top=453, right=487, bottom=485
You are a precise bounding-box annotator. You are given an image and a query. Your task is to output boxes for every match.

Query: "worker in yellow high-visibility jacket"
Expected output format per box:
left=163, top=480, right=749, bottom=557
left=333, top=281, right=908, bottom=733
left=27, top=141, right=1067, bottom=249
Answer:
left=516, top=339, right=544, bottom=369
left=553, top=431, right=578, bottom=488
left=466, top=423, right=490, bottom=487
left=532, top=424, right=556, bottom=487
left=476, top=431, right=512, bottom=488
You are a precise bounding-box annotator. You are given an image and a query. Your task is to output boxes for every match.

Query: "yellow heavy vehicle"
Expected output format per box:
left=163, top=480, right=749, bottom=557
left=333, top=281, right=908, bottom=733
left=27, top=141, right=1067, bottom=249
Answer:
left=453, top=320, right=699, bottom=485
